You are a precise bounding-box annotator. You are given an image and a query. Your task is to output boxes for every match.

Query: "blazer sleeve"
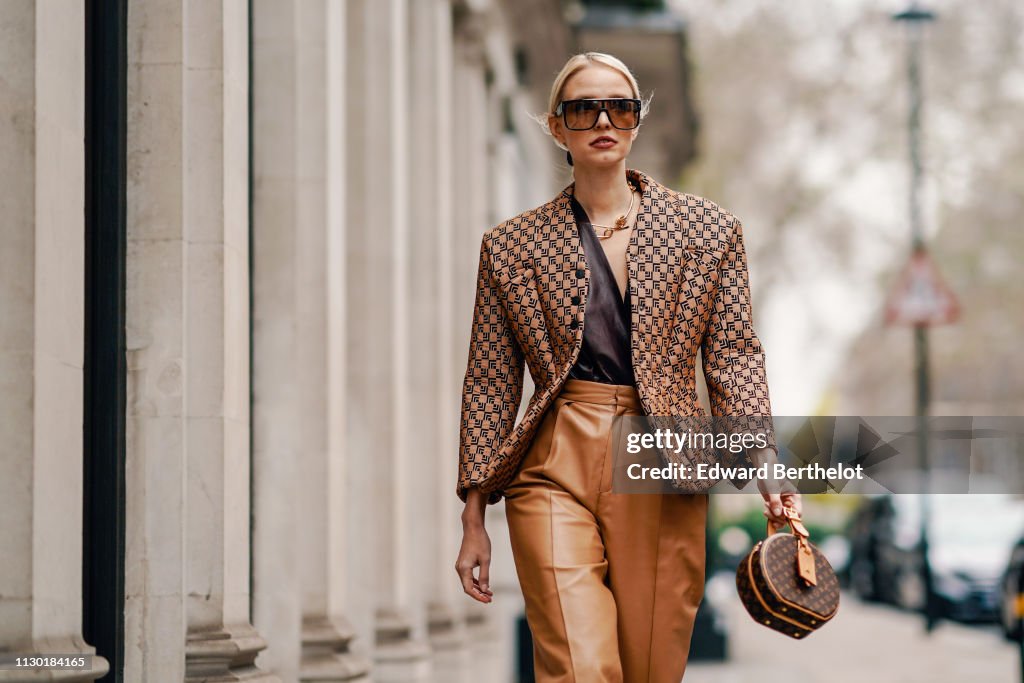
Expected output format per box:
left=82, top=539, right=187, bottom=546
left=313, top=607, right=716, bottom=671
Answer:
left=457, top=234, right=526, bottom=505
left=700, top=216, right=778, bottom=458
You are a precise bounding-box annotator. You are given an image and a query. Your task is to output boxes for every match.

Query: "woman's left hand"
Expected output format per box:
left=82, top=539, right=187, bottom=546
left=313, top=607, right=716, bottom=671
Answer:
left=761, top=488, right=802, bottom=528
left=748, top=445, right=802, bottom=527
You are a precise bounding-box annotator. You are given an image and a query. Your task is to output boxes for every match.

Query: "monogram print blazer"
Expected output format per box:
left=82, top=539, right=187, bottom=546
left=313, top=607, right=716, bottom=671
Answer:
left=457, top=168, right=775, bottom=504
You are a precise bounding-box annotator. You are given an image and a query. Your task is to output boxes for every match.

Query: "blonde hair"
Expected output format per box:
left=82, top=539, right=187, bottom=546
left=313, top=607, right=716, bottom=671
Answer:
left=532, top=52, right=652, bottom=151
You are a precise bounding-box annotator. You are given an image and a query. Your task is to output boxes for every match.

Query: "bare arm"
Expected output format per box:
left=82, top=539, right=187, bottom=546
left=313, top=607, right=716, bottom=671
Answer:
left=455, top=487, right=494, bottom=603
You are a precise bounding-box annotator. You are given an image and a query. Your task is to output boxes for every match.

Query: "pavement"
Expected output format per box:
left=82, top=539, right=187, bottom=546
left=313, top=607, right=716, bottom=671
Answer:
left=686, top=573, right=1021, bottom=683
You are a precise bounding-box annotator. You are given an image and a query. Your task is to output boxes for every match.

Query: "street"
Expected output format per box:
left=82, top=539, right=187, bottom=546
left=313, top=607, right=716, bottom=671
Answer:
left=687, top=574, right=1020, bottom=683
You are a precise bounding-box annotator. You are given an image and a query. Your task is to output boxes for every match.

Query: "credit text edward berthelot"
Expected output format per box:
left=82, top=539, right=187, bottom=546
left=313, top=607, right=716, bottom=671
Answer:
left=623, top=428, right=865, bottom=482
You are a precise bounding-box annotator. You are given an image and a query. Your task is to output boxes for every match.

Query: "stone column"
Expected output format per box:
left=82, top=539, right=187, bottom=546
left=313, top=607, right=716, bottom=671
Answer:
left=0, top=2, right=108, bottom=678
left=315, top=2, right=376, bottom=678
left=179, top=0, right=277, bottom=675
left=345, top=0, right=432, bottom=680
left=409, top=1, right=473, bottom=679
left=341, top=0, right=375, bottom=662
left=124, top=0, right=277, bottom=679
left=451, top=16, right=489, bottom=331
left=250, top=0, right=302, bottom=679
left=407, top=1, right=468, bottom=680
left=251, top=0, right=373, bottom=679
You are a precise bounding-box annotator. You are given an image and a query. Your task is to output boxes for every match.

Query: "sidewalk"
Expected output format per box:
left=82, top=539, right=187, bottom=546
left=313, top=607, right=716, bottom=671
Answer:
left=687, top=574, right=1020, bottom=683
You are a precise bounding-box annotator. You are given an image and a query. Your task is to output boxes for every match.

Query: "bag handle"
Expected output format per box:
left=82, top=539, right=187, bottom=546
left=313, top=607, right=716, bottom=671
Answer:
left=765, top=504, right=809, bottom=538
left=766, top=505, right=818, bottom=586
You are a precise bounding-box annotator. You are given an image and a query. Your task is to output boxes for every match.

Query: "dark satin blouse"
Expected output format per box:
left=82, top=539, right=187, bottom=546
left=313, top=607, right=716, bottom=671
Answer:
left=567, top=192, right=636, bottom=387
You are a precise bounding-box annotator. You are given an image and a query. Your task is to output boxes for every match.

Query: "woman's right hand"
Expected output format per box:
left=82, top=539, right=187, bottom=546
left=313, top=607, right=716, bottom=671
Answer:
left=456, top=524, right=494, bottom=603
left=455, top=487, right=494, bottom=603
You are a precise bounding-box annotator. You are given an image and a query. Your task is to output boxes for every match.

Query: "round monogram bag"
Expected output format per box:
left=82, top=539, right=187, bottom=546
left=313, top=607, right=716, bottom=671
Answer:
left=735, top=505, right=840, bottom=639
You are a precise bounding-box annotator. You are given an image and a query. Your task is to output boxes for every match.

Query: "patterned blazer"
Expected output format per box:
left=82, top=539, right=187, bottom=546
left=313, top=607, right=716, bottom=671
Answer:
left=458, top=168, right=775, bottom=504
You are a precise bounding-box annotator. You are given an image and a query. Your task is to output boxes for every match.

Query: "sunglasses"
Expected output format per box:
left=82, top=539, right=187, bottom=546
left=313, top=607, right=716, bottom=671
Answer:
left=555, top=98, right=642, bottom=131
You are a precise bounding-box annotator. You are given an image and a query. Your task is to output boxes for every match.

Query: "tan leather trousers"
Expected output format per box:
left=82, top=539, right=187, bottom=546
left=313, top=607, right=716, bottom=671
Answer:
left=504, top=378, right=708, bottom=683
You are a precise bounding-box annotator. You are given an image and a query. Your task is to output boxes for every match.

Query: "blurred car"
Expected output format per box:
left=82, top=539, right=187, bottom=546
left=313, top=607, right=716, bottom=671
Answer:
left=998, top=535, right=1024, bottom=640
left=848, top=493, right=1024, bottom=622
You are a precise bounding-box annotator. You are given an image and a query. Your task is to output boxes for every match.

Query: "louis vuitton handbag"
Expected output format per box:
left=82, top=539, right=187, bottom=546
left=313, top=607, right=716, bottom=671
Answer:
left=735, top=505, right=840, bottom=638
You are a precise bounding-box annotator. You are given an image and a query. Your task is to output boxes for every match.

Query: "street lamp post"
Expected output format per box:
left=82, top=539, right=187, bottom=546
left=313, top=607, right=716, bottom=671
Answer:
left=892, top=1, right=939, bottom=634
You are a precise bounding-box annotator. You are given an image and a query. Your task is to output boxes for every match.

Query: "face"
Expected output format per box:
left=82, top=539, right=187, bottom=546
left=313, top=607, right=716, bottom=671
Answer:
left=549, top=64, right=640, bottom=169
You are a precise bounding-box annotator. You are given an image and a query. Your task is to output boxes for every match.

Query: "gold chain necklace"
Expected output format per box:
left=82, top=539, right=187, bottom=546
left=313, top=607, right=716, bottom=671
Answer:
left=580, top=186, right=636, bottom=240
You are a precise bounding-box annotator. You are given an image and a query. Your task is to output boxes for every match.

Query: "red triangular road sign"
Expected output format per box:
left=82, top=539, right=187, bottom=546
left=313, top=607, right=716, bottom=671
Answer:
left=884, top=248, right=960, bottom=326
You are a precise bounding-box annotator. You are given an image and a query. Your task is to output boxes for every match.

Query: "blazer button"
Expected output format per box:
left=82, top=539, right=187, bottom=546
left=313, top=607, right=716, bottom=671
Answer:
left=571, top=295, right=580, bottom=305
left=570, top=320, right=580, bottom=330
left=575, top=268, right=585, bottom=278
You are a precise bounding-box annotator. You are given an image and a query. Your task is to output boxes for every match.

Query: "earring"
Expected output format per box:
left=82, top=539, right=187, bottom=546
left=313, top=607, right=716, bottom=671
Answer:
left=566, top=149, right=573, bottom=166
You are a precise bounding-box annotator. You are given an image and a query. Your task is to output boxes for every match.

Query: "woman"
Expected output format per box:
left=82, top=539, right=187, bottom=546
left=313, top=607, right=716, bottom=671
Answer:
left=454, top=52, right=799, bottom=682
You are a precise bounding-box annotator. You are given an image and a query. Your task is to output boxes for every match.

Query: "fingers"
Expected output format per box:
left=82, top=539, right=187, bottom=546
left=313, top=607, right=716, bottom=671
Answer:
left=762, top=492, right=804, bottom=532
left=479, top=560, right=490, bottom=596
left=762, top=505, right=785, bottom=532
left=781, top=491, right=803, bottom=515
left=455, top=557, right=493, bottom=604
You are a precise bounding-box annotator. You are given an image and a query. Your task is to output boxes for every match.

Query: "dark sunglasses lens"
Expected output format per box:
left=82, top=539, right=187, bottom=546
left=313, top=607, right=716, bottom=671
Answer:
left=607, top=100, right=640, bottom=129
left=565, top=100, right=600, bottom=129
left=563, top=100, right=639, bottom=130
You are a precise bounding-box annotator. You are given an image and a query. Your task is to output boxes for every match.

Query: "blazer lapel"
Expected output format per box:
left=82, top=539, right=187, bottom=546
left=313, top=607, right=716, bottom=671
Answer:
left=533, top=189, right=587, bottom=369
left=626, top=171, right=676, bottom=369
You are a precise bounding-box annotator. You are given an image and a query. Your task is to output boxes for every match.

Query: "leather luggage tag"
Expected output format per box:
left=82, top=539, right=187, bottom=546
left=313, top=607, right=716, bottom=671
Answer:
left=797, top=539, right=817, bottom=586
left=788, top=516, right=809, bottom=537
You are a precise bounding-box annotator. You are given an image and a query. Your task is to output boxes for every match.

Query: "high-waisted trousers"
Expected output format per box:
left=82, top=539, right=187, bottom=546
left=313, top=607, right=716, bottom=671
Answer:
left=504, top=378, right=708, bottom=683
